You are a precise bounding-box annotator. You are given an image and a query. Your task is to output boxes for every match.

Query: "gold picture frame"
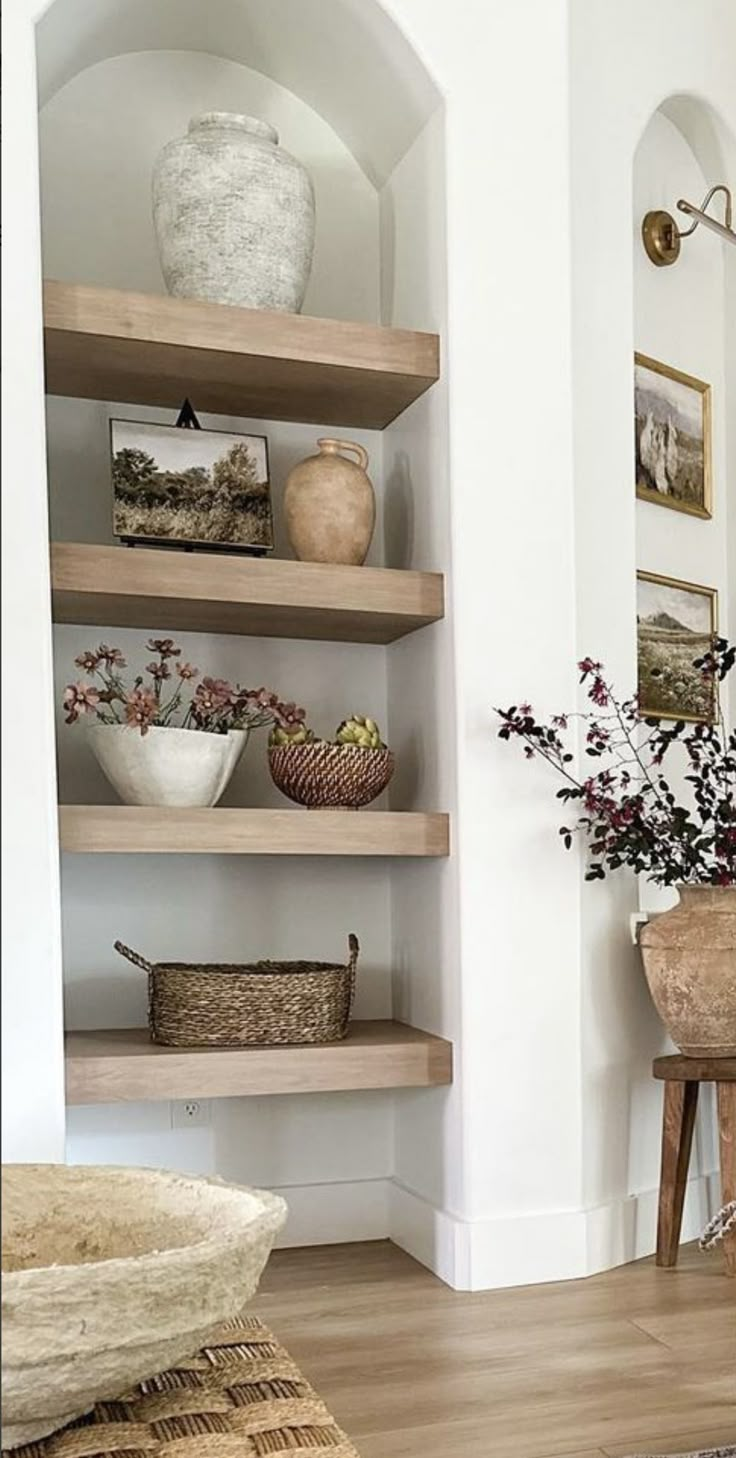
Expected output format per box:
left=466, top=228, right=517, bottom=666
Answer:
left=637, top=570, right=718, bottom=725
left=635, top=353, right=712, bottom=520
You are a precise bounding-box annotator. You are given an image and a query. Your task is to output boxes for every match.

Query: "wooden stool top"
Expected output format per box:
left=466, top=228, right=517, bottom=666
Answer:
left=653, top=1053, right=736, bottom=1082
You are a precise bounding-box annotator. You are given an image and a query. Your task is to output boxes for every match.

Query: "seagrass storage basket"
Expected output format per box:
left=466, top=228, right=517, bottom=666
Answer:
left=114, top=935, right=359, bottom=1047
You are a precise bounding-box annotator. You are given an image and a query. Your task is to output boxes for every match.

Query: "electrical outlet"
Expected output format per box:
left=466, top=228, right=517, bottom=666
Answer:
left=171, top=1099, right=211, bottom=1129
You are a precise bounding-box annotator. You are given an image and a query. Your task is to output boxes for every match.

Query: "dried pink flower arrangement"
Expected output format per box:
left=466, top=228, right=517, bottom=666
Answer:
left=63, top=637, right=306, bottom=739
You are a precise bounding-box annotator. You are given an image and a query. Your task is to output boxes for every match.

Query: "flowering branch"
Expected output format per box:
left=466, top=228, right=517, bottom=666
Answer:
left=495, top=639, right=735, bottom=887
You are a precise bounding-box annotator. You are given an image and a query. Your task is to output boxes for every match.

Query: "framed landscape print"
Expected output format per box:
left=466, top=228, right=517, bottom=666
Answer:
left=634, top=353, right=712, bottom=519
left=111, top=419, right=273, bottom=553
left=637, top=571, right=718, bottom=724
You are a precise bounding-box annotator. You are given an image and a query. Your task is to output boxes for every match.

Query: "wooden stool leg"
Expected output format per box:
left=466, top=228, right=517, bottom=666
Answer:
left=656, top=1080, right=699, bottom=1267
left=717, top=1082, right=736, bottom=1277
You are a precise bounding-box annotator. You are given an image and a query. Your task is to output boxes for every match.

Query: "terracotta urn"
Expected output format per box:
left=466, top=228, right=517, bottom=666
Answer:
left=639, top=886, right=736, bottom=1056
left=284, top=439, right=376, bottom=565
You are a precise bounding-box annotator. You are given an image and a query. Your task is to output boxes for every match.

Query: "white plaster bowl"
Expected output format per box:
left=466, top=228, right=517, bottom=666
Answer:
left=86, top=724, right=248, bottom=807
left=1, top=1164, right=286, bottom=1449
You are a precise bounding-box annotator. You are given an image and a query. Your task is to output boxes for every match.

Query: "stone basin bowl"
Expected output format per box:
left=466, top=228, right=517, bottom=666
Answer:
left=1, top=1164, right=287, bottom=1449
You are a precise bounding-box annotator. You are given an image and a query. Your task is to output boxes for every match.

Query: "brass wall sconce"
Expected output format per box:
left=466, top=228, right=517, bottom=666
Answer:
left=642, top=184, right=735, bottom=266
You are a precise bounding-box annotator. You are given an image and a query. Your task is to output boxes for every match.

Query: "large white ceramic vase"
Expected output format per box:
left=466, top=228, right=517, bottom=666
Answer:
left=152, top=112, right=316, bottom=311
left=87, top=725, right=248, bottom=807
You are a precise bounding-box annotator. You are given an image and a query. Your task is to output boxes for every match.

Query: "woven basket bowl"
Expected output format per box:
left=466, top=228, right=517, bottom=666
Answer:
left=1, top=1165, right=286, bottom=1450
left=269, top=741, right=395, bottom=809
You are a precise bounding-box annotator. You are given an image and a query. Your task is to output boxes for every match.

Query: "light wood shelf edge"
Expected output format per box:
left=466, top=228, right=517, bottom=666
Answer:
left=51, top=542, right=445, bottom=645
left=43, top=281, right=440, bottom=429
left=64, top=1022, right=454, bottom=1103
left=58, top=806, right=451, bottom=857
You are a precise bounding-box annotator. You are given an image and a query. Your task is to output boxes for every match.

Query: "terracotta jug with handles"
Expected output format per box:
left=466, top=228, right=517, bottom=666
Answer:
left=284, top=438, right=376, bottom=565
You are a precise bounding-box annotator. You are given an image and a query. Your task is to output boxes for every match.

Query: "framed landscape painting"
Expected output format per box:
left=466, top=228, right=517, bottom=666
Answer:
left=634, top=353, right=712, bottom=519
left=637, top=571, right=718, bottom=724
left=111, top=419, right=273, bottom=553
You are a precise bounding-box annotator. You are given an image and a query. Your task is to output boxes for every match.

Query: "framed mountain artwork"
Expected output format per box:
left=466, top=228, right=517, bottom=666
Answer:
left=637, top=571, right=718, bottom=724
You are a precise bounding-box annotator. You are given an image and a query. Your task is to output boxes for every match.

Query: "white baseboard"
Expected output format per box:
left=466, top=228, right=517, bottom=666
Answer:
left=266, top=1170, right=721, bottom=1290
left=388, top=1171, right=720, bottom=1291
left=272, top=1177, right=390, bottom=1249
left=389, top=1178, right=470, bottom=1287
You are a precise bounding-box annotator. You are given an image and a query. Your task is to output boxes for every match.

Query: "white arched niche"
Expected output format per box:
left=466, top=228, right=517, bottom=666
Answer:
left=25, top=0, right=459, bottom=1277
left=36, top=0, right=446, bottom=328
left=38, top=50, right=381, bottom=324
left=626, top=94, right=734, bottom=1220
left=35, top=0, right=440, bottom=187
left=633, top=95, right=735, bottom=704
left=633, top=100, right=730, bottom=623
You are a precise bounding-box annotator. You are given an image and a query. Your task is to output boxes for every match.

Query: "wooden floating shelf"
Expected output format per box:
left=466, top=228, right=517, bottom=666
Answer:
left=58, top=806, right=451, bottom=857
left=51, top=542, right=444, bottom=645
left=44, top=281, right=440, bottom=429
left=64, top=1022, right=453, bottom=1104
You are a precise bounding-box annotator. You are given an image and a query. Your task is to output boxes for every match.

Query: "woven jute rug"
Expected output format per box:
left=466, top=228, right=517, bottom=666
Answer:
left=629, top=1449, right=736, bottom=1457
left=3, top=1314, right=360, bottom=1458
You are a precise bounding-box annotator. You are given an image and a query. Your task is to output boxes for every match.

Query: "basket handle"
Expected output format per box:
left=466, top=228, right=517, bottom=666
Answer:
left=114, top=940, right=155, bottom=974
left=346, top=934, right=359, bottom=1023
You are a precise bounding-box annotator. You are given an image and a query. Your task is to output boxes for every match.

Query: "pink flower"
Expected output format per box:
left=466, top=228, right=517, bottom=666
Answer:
left=254, top=687, right=279, bottom=710
left=97, top=644, right=127, bottom=669
left=193, top=677, right=234, bottom=716
left=75, top=650, right=101, bottom=674
left=275, top=700, right=306, bottom=729
left=552, top=714, right=569, bottom=730
left=176, top=662, right=199, bottom=681
left=146, top=661, right=171, bottom=682
left=146, top=638, right=181, bottom=659
left=63, top=681, right=101, bottom=724
left=124, top=687, right=157, bottom=735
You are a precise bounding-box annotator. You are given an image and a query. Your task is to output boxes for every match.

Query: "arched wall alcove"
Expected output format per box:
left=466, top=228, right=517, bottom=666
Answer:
left=569, top=13, right=736, bottom=1264
left=35, top=0, right=441, bottom=188
left=625, top=92, right=734, bottom=1228
left=31, top=0, right=461, bottom=1269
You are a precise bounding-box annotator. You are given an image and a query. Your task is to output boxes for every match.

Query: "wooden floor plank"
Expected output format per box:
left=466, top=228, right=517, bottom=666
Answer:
left=604, top=1426, right=736, bottom=1456
left=253, top=1240, right=736, bottom=1458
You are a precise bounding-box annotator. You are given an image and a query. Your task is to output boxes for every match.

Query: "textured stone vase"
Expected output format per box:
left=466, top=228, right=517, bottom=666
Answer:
left=87, top=724, right=248, bottom=807
left=1, top=1165, right=286, bottom=1449
left=284, top=439, right=376, bottom=565
left=639, top=886, right=736, bottom=1056
left=152, top=112, right=315, bottom=311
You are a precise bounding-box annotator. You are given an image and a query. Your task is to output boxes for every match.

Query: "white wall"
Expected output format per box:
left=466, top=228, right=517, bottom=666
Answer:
left=1, top=1, right=66, bottom=1164
left=376, top=0, right=736, bottom=1286
left=381, top=111, right=466, bottom=1275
